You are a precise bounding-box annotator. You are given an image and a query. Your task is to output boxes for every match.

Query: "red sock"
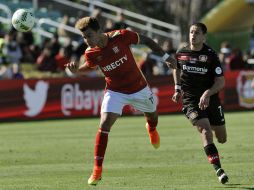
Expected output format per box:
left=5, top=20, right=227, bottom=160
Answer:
left=94, top=128, right=109, bottom=168
left=146, top=117, right=158, bottom=132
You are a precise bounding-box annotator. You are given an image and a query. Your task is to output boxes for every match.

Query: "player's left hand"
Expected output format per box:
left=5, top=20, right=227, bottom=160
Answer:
left=172, top=91, right=181, bottom=103
left=199, top=90, right=210, bottom=110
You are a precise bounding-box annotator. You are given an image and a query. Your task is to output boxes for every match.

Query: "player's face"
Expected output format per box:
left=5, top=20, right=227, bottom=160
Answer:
left=189, top=25, right=205, bottom=46
left=81, top=28, right=100, bottom=48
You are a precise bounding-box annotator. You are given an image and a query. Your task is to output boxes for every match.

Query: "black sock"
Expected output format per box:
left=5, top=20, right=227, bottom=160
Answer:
left=204, top=143, right=221, bottom=171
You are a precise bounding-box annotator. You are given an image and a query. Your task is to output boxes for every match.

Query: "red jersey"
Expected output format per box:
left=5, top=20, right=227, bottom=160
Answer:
left=84, top=29, right=147, bottom=94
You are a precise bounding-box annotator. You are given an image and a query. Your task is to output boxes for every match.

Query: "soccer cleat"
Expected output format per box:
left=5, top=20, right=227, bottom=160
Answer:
left=216, top=168, right=229, bottom=184
left=88, top=166, right=102, bottom=186
left=146, top=124, right=160, bottom=149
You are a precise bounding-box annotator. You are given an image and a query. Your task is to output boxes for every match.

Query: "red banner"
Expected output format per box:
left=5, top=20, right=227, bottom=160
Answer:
left=0, top=70, right=253, bottom=121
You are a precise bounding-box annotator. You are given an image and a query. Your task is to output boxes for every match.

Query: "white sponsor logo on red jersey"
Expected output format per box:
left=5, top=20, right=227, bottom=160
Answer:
left=112, top=46, right=119, bottom=54
left=101, top=55, right=128, bottom=72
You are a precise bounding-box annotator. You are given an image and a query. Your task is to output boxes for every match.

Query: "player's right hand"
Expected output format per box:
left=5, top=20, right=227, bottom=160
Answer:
left=64, top=61, right=79, bottom=73
left=165, top=57, right=177, bottom=69
left=172, top=91, right=181, bottom=103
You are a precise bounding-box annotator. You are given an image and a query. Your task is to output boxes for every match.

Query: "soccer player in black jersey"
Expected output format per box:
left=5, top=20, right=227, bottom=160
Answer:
left=172, top=22, right=229, bottom=184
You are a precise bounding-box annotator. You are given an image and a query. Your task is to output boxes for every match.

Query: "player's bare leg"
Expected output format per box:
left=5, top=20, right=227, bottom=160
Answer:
left=195, top=118, right=228, bottom=184
left=144, top=111, right=160, bottom=149
left=211, top=125, right=227, bottom=144
left=88, top=112, right=119, bottom=186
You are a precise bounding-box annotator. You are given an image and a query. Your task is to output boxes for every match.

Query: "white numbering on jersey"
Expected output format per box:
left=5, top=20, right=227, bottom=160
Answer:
left=218, top=106, right=223, bottom=117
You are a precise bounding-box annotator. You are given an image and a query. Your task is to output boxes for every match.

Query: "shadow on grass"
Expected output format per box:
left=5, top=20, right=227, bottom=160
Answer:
left=216, top=184, right=254, bottom=190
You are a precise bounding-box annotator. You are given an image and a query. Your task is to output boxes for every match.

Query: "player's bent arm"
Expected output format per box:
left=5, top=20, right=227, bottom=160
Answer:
left=78, top=62, right=97, bottom=73
left=65, top=61, right=96, bottom=74
left=138, top=34, right=176, bottom=68
left=138, top=34, right=165, bottom=56
left=206, top=76, right=225, bottom=97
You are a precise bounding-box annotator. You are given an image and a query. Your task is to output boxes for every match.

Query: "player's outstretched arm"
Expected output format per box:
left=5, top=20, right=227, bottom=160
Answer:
left=138, top=34, right=176, bottom=69
left=65, top=61, right=96, bottom=74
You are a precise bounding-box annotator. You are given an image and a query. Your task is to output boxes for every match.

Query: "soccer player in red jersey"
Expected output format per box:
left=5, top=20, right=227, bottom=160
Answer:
left=65, top=17, right=176, bottom=186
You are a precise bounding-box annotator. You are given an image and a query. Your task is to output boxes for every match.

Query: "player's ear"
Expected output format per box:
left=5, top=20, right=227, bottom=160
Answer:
left=203, top=35, right=206, bottom=43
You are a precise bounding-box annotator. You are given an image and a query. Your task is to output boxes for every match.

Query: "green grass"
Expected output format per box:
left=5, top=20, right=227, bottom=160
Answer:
left=0, top=112, right=254, bottom=190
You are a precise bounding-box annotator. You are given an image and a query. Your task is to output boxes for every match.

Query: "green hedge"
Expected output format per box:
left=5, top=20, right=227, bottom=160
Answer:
left=206, top=28, right=252, bottom=52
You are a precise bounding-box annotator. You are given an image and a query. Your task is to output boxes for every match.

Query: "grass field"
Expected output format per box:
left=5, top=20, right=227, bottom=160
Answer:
left=0, top=111, right=254, bottom=190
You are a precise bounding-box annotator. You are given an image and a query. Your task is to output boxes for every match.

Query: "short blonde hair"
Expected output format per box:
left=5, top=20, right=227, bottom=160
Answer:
left=75, top=17, right=100, bottom=32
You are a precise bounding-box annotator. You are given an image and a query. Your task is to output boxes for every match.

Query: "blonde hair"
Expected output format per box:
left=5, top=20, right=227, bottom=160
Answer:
left=75, top=17, right=100, bottom=32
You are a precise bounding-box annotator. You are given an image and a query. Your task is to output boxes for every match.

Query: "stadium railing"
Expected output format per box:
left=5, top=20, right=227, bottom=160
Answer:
left=81, top=0, right=181, bottom=44
left=0, top=3, right=11, bottom=25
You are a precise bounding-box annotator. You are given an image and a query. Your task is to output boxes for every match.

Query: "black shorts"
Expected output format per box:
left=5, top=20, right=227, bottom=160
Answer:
left=182, top=97, right=225, bottom=126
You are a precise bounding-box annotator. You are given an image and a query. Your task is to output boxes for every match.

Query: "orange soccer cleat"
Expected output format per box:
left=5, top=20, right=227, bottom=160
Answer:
left=146, top=124, right=160, bottom=149
left=88, top=166, right=102, bottom=186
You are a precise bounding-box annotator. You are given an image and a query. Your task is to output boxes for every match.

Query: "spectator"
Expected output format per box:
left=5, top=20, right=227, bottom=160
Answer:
left=139, top=52, right=157, bottom=77
left=91, top=8, right=106, bottom=31
left=112, top=10, right=129, bottom=30
left=0, top=37, right=7, bottom=65
left=49, top=33, right=61, bottom=57
left=3, top=32, right=22, bottom=64
left=58, top=15, right=71, bottom=38
left=36, top=47, right=57, bottom=72
left=29, top=44, right=41, bottom=63
left=104, top=19, right=114, bottom=32
left=57, top=14, right=80, bottom=41
left=249, top=25, right=254, bottom=55
left=72, top=38, right=88, bottom=61
left=17, top=31, right=34, bottom=63
left=218, top=41, right=231, bottom=72
left=0, top=63, right=12, bottom=79
left=55, top=46, right=72, bottom=71
left=227, top=48, right=246, bottom=70
left=162, top=39, right=176, bottom=74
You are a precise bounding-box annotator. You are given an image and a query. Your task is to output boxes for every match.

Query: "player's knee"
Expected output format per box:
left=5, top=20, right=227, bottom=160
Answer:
left=99, top=122, right=111, bottom=132
left=200, top=127, right=211, bottom=135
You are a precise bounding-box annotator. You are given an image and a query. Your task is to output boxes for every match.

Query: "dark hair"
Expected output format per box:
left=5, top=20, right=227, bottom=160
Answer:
left=191, top=22, right=207, bottom=34
left=75, top=17, right=100, bottom=32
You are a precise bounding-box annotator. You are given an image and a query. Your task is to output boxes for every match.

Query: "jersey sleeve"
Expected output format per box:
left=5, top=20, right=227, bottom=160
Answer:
left=84, top=51, right=97, bottom=68
left=121, top=29, right=139, bottom=45
left=211, top=52, right=224, bottom=77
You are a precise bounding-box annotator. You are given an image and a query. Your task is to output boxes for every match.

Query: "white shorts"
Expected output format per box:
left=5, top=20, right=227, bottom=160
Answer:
left=101, top=86, right=157, bottom=115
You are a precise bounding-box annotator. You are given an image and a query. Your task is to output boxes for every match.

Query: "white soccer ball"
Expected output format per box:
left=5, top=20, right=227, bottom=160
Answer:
left=12, top=9, right=35, bottom=32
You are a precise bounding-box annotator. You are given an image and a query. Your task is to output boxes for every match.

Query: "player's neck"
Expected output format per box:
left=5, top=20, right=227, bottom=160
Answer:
left=97, top=33, right=108, bottom=48
left=190, top=43, right=203, bottom=51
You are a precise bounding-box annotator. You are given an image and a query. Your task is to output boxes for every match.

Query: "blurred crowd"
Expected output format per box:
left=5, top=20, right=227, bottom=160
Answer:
left=0, top=9, right=133, bottom=80
left=219, top=40, right=254, bottom=72
left=0, top=8, right=254, bottom=80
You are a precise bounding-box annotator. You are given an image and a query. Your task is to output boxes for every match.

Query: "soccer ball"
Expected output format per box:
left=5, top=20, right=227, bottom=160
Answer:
left=12, top=9, right=35, bottom=32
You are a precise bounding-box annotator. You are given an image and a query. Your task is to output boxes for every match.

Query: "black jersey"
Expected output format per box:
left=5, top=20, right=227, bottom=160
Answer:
left=176, top=43, right=223, bottom=100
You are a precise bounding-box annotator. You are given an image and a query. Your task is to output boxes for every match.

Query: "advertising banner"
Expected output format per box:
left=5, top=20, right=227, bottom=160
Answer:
left=0, top=71, right=253, bottom=121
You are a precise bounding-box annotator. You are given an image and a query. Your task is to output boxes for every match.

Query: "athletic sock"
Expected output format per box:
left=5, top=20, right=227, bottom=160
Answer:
left=204, top=143, right=221, bottom=171
left=94, top=128, right=109, bottom=168
left=146, top=117, right=158, bottom=132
